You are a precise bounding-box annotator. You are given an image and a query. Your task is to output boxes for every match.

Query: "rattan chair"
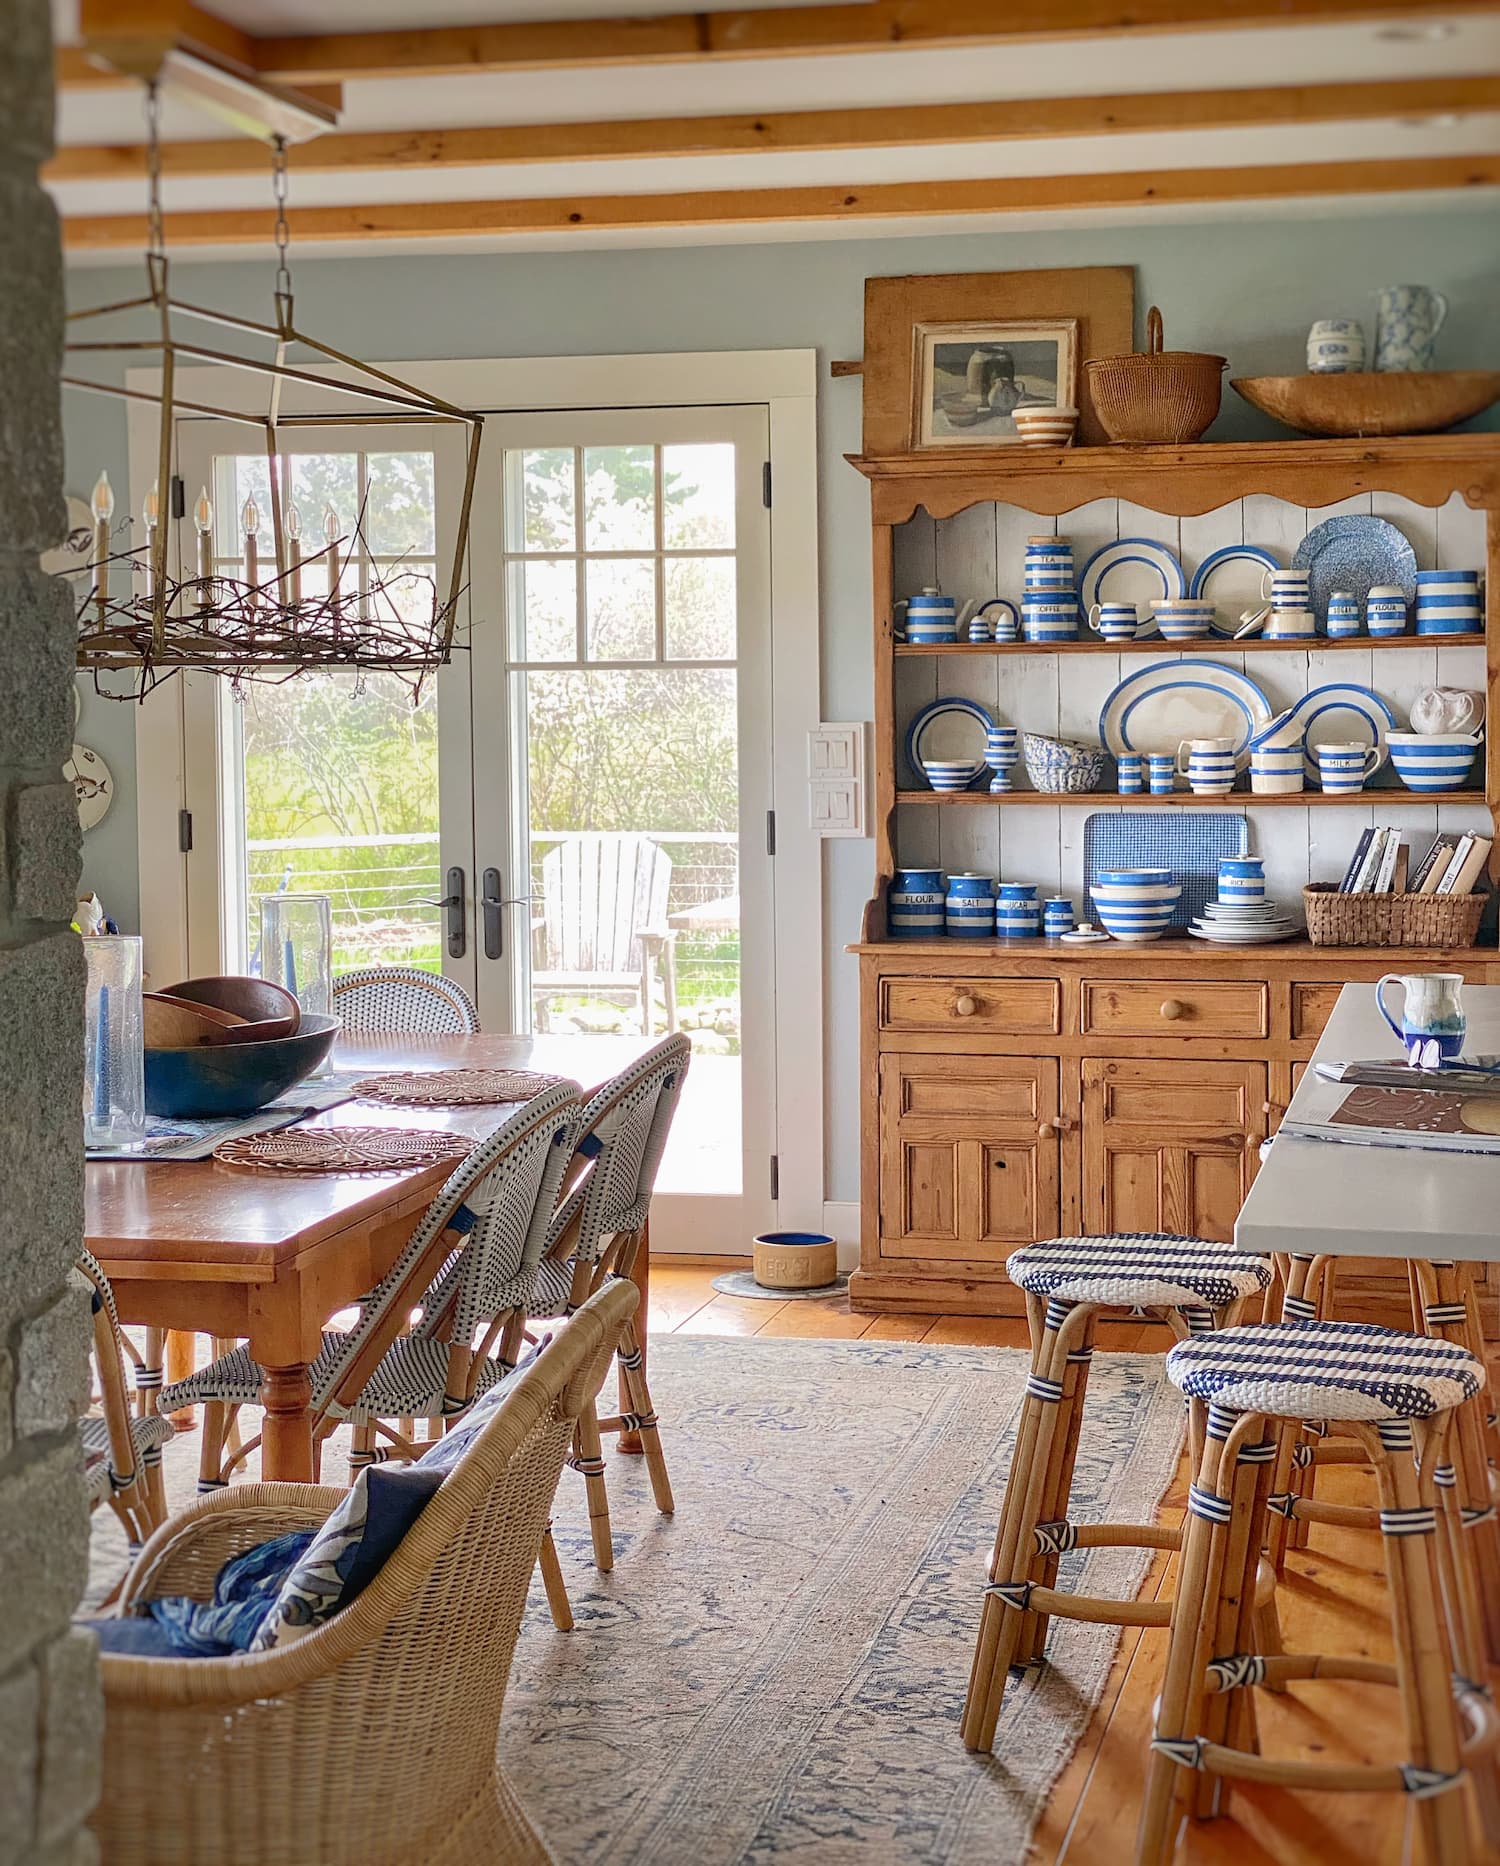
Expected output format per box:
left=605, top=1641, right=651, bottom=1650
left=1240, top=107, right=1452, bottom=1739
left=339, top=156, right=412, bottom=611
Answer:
left=91, top=1280, right=636, bottom=1866
left=79, top=1250, right=174, bottom=1551
left=491, top=1034, right=689, bottom=1597
left=330, top=964, right=480, bottom=1036
left=158, top=1082, right=581, bottom=1491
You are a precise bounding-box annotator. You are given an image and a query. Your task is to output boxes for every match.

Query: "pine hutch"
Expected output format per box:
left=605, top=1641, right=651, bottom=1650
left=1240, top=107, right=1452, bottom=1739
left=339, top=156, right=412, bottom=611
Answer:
left=848, top=435, right=1500, bottom=1332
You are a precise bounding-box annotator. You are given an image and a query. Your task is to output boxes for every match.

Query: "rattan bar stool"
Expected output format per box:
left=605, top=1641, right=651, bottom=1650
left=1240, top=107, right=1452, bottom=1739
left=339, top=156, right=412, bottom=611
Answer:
left=1138, top=1319, right=1498, bottom=1866
left=961, top=1233, right=1276, bottom=1755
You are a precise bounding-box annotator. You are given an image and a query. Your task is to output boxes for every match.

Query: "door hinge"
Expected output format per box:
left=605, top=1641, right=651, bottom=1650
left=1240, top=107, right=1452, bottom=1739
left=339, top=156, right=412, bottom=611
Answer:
left=765, top=808, right=776, bottom=857
left=170, top=475, right=186, bottom=522
left=769, top=1153, right=779, bottom=1201
left=177, top=808, right=193, bottom=853
left=762, top=460, right=772, bottom=508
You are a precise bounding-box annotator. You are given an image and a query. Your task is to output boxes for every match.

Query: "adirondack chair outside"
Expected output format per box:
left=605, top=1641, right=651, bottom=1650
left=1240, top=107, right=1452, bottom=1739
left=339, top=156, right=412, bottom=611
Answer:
left=531, top=833, right=679, bottom=1036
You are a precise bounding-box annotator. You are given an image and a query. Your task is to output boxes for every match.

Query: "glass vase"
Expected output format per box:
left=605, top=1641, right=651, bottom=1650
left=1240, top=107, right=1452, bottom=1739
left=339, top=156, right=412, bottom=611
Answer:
left=261, top=893, right=333, bottom=1015
left=84, top=935, right=146, bottom=1148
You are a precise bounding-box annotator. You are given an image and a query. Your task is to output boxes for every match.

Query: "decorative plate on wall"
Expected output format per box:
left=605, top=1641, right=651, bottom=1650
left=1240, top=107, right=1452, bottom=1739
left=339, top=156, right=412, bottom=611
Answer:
left=1078, top=537, right=1187, bottom=635
left=1188, top=544, right=1280, bottom=638
left=903, top=696, right=995, bottom=786
left=1099, top=660, right=1274, bottom=771
left=1292, top=514, right=1417, bottom=624
left=64, top=742, right=113, bottom=832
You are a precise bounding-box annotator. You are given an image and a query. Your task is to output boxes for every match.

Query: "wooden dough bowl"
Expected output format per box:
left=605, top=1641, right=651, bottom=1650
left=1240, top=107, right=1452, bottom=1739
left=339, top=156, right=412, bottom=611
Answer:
left=1232, top=370, right=1500, bottom=438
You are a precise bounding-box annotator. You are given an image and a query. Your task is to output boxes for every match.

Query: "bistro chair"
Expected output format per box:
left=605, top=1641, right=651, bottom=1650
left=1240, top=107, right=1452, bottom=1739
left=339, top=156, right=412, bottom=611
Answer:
left=92, top=1280, right=636, bottom=1866
left=330, top=963, right=480, bottom=1035
left=78, top=1250, right=174, bottom=1552
left=962, top=1233, right=1276, bottom=1755
left=1139, top=1319, right=1498, bottom=1866
left=156, top=1082, right=581, bottom=1495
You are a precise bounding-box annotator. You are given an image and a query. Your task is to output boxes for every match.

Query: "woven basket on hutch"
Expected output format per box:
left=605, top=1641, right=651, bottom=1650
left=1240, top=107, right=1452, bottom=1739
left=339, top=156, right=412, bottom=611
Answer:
left=1302, top=882, right=1487, bottom=948
left=1084, top=306, right=1227, bottom=444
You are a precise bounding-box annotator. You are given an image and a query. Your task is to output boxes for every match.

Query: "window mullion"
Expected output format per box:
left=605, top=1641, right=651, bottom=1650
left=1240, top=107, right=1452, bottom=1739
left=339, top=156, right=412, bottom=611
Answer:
left=653, top=444, right=665, bottom=666
left=574, top=446, right=587, bottom=664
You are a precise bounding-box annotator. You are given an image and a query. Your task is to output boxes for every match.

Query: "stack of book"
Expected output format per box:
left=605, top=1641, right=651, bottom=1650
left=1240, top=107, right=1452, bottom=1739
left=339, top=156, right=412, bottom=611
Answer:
left=1337, top=827, right=1492, bottom=897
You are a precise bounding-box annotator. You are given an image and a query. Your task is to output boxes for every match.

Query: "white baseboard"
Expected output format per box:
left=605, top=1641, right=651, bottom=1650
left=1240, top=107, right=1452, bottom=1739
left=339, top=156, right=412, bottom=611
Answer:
left=650, top=1195, right=861, bottom=1272
left=822, top=1202, right=861, bottom=1274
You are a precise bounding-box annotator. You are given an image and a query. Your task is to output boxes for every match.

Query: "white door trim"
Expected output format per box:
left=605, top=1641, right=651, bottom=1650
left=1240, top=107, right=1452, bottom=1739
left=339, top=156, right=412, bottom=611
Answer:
left=126, top=348, right=824, bottom=1237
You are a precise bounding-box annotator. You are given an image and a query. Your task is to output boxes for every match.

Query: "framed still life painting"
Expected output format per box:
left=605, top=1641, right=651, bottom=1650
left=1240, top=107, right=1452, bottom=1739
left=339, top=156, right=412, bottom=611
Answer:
left=913, top=319, right=1079, bottom=448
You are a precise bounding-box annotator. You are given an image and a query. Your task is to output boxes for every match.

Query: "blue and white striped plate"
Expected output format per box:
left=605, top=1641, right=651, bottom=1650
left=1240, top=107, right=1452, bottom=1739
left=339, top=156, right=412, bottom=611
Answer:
left=1282, top=682, right=1396, bottom=783
left=1079, top=537, right=1187, bottom=638
left=904, top=696, right=995, bottom=787
left=1188, top=544, right=1280, bottom=639
left=1100, top=660, right=1274, bottom=772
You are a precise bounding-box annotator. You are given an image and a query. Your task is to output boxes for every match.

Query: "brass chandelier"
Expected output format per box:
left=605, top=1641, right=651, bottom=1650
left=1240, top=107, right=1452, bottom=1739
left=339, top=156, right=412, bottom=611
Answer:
left=66, top=85, right=483, bottom=699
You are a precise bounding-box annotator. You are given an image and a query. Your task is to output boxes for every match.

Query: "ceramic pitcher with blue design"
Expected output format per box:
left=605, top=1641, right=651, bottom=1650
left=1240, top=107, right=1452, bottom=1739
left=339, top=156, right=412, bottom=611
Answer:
left=1373, top=285, right=1448, bottom=372
left=1377, top=971, right=1466, bottom=1063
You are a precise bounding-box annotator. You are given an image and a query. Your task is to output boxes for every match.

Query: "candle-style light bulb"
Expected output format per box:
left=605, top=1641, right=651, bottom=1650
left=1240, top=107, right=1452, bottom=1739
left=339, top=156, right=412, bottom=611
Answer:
left=241, top=495, right=260, bottom=609
left=194, top=487, right=213, bottom=610
left=322, top=504, right=342, bottom=612
left=241, top=495, right=259, bottom=537
left=91, top=471, right=115, bottom=523
left=141, top=480, right=160, bottom=601
left=285, top=500, right=302, bottom=604
left=91, top=471, right=114, bottom=616
left=322, top=504, right=340, bottom=544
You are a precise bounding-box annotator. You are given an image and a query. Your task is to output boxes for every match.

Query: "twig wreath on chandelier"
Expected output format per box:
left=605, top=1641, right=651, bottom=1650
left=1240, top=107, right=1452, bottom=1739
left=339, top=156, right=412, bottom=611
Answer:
left=66, top=84, right=483, bottom=700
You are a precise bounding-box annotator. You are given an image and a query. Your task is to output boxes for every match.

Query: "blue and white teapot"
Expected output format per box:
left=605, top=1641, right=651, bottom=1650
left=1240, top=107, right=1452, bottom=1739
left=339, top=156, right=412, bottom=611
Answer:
left=895, top=587, right=976, bottom=645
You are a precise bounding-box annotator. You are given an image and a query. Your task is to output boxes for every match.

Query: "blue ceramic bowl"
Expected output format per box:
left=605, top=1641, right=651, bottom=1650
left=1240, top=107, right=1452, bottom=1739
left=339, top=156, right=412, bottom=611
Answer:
left=144, top=1013, right=339, bottom=1118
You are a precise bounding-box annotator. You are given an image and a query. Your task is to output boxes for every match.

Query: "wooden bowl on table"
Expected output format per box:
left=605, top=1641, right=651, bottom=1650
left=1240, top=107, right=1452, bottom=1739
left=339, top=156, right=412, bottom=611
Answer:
left=163, top=975, right=301, bottom=1044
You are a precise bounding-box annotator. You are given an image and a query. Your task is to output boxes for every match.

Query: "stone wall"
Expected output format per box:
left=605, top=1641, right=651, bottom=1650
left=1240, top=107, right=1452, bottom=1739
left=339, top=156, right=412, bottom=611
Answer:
left=0, top=0, right=101, bottom=1861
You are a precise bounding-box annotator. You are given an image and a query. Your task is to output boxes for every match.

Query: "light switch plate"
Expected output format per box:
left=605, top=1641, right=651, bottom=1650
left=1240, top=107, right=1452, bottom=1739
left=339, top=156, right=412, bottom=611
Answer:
left=808, top=723, right=867, bottom=837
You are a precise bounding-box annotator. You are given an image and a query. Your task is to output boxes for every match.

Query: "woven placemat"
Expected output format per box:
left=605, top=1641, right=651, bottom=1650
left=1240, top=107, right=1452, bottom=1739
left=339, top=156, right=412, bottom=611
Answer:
left=213, top=1126, right=475, bottom=1174
left=353, top=1068, right=564, bottom=1106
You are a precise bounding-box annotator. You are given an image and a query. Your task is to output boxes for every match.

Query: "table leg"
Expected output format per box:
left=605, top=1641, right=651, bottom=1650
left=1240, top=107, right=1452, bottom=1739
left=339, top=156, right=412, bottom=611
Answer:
left=259, top=1363, right=315, bottom=1482
left=618, top=1223, right=650, bottom=1456
left=165, top=1329, right=197, bottom=1431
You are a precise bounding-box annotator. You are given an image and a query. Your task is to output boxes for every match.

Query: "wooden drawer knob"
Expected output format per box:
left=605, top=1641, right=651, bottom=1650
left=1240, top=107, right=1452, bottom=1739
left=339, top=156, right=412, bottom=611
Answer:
left=1159, top=998, right=1185, bottom=1021
left=954, top=994, right=977, bottom=1017
left=1037, top=1121, right=1056, bottom=1139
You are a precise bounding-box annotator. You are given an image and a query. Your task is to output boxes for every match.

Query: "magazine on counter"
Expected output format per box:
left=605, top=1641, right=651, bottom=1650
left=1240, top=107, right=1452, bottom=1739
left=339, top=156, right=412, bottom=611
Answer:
left=1282, top=1071, right=1500, bottom=1156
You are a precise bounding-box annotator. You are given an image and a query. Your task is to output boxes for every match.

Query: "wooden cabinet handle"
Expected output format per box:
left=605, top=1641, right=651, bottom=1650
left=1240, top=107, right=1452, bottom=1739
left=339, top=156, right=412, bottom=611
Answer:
left=1159, top=998, right=1185, bottom=1021
left=954, top=994, right=977, bottom=1017
left=1037, top=1121, right=1056, bottom=1139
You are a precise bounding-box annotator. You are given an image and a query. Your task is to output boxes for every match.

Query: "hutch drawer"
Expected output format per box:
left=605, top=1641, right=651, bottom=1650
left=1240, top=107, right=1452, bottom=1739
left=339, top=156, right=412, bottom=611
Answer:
left=1080, top=978, right=1269, bottom=1041
left=879, top=976, right=1061, bottom=1036
left=1290, top=982, right=1343, bottom=1042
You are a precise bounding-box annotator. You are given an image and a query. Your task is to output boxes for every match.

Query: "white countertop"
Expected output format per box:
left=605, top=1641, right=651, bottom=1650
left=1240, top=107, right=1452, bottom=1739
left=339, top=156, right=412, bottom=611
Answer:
left=1236, top=979, right=1500, bottom=1264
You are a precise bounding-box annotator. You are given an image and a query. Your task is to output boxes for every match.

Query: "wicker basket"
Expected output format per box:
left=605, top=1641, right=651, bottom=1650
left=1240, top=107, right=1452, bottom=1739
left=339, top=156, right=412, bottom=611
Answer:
left=1085, top=307, right=1227, bottom=444
left=1302, top=882, right=1487, bottom=948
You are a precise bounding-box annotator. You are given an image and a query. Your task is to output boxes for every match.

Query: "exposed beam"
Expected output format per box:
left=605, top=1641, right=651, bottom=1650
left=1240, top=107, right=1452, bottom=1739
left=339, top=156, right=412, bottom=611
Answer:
left=60, top=152, right=1500, bottom=250
left=53, top=47, right=342, bottom=114
left=45, top=75, right=1500, bottom=184
left=77, top=0, right=256, bottom=80
left=56, top=0, right=1500, bottom=88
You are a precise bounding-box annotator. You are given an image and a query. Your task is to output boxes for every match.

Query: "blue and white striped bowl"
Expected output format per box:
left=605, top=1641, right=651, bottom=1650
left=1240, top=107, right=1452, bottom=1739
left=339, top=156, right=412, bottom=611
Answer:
left=1093, top=903, right=1179, bottom=943
left=922, top=757, right=982, bottom=792
left=1387, top=731, right=1482, bottom=793
left=1093, top=882, right=1182, bottom=909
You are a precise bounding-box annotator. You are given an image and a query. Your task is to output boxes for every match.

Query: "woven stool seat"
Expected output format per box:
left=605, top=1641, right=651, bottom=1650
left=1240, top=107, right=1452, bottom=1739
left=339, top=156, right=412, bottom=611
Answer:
left=1006, top=1234, right=1272, bottom=1310
left=81, top=1410, right=173, bottom=1506
left=1167, top=1319, right=1485, bottom=1423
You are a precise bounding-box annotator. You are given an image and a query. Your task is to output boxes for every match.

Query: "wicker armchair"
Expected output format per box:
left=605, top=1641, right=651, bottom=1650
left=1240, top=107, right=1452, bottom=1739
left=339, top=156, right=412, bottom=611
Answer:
left=330, top=964, right=480, bottom=1036
left=92, top=1279, right=637, bottom=1866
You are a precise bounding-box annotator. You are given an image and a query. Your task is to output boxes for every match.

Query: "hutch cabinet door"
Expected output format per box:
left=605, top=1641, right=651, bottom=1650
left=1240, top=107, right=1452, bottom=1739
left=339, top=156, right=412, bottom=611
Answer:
left=878, top=1053, right=1060, bottom=1264
left=1081, top=1057, right=1266, bottom=1241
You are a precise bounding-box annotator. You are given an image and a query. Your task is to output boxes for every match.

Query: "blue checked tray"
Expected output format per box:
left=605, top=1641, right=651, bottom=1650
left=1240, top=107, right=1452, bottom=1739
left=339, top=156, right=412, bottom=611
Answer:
left=1083, top=811, right=1249, bottom=930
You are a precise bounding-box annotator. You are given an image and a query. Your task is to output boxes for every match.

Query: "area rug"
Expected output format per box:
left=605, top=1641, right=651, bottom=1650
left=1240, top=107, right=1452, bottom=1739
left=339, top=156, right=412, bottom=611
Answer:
left=85, top=1333, right=1181, bottom=1864
left=504, top=1334, right=1181, bottom=1866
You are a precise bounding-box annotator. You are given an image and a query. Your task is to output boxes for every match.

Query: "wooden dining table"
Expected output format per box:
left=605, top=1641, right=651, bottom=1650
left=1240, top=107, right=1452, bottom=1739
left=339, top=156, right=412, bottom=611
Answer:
left=86, top=1031, right=659, bottom=1482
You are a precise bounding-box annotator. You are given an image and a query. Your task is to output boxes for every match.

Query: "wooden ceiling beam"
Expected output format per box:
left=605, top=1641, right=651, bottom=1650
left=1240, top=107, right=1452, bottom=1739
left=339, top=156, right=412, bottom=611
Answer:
left=60, top=152, right=1500, bottom=249
left=45, top=75, right=1500, bottom=183
left=55, top=0, right=1500, bottom=88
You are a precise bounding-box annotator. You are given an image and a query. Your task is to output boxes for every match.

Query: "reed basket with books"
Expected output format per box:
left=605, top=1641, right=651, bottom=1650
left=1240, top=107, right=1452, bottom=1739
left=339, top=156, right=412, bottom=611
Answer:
left=1304, top=825, right=1491, bottom=947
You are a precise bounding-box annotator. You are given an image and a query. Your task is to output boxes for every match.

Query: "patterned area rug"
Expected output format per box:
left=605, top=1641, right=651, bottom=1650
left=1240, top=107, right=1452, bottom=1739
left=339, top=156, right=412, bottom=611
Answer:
left=86, top=1333, right=1180, bottom=1864
left=505, top=1334, right=1181, bottom=1865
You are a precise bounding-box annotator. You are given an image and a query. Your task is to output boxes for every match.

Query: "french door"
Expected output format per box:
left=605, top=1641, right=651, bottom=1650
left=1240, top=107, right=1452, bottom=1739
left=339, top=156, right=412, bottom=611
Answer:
left=470, top=407, right=776, bottom=1248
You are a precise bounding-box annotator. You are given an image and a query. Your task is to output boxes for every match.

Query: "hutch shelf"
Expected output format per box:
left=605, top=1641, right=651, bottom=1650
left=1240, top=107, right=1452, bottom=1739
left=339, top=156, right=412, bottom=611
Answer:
left=847, top=433, right=1500, bottom=1333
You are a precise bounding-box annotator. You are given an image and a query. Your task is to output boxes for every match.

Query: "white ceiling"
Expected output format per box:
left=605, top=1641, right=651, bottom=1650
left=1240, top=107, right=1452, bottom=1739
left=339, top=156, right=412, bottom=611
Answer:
left=49, top=6, right=1500, bottom=261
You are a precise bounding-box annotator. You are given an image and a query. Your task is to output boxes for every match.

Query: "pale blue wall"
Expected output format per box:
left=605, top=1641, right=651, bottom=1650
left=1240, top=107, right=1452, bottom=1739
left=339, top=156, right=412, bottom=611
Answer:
left=64, top=204, right=1500, bottom=1201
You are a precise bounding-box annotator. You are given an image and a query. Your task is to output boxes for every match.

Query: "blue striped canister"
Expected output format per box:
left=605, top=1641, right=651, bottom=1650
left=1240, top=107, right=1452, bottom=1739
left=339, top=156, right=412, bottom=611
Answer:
left=1116, top=751, right=1145, bottom=794
left=1024, top=535, right=1074, bottom=583
left=1415, top=572, right=1482, bottom=636
left=1022, top=593, right=1079, bottom=643
left=945, top=873, right=995, bottom=938
left=1042, top=896, right=1075, bottom=937
left=888, top=867, right=946, bottom=938
left=1365, top=585, right=1408, bottom=637
left=1218, top=857, right=1266, bottom=905
left=1147, top=752, right=1176, bottom=795
left=1325, top=590, right=1361, bottom=638
left=994, top=882, right=1040, bottom=939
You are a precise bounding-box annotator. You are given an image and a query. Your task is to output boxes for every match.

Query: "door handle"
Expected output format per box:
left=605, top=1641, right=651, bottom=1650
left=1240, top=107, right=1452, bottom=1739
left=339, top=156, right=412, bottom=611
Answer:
left=415, top=865, right=467, bottom=959
left=480, top=868, right=535, bottom=962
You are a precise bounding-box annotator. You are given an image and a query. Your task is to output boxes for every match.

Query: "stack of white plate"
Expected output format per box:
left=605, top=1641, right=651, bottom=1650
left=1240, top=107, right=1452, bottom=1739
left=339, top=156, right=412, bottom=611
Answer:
left=1188, top=899, right=1300, bottom=944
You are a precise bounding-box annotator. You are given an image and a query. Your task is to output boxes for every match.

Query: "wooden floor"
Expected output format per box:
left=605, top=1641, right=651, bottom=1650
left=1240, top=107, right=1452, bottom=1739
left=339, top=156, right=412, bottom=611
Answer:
left=647, top=1259, right=1500, bottom=1866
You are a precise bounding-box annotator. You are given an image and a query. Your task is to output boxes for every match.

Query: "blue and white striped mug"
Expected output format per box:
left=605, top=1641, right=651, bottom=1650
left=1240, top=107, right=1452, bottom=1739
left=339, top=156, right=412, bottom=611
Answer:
left=945, top=873, right=994, bottom=938
left=888, top=867, right=946, bottom=939
left=1315, top=741, right=1379, bottom=794
left=1116, top=751, right=1145, bottom=795
left=994, top=882, right=1040, bottom=939
left=1218, top=857, right=1265, bottom=905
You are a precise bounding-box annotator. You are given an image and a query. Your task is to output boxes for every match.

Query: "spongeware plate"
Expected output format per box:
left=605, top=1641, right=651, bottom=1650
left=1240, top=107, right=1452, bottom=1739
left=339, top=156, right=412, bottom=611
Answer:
left=1282, top=682, right=1397, bottom=783
left=1188, top=545, right=1281, bottom=639
left=1099, top=659, right=1274, bottom=772
left=905, top=696, right=995, bottom=784
left=1292, top=514, right=1417, bottom=626
left=1078, top=537, right=1187, bottom=637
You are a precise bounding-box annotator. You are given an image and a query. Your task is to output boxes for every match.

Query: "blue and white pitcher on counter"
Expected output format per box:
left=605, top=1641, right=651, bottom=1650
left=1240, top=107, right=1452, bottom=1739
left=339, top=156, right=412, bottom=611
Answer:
left=1378, top=970, right=1467, bottom=1064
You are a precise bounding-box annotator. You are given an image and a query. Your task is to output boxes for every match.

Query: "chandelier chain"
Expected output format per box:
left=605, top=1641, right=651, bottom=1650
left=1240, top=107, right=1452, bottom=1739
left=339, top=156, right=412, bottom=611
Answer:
left=272, top=135, right=292, bottom=299
left=144, top=82, right=165, bottom=262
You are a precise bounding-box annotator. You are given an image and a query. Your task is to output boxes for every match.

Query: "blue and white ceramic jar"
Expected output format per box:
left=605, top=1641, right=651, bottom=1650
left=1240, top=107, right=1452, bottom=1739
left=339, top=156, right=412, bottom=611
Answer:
left=1147, top=752, right=1176, bottom=795
left=985, top=725, right=1020, bottom=794
left=1414, top=569, right=1482, bottom=636
left=1022, top=594, right=1079, bottom=643
left=1366, top=585, right=1408, bottom=637
left=945, top=873, right=994, bottom=939
left=1023, top=536, right=1074, bottom=593
left=888, top=867, right=946, bottom=939
left=1116, top=751, right=1145, bottom=794
left=1043, top=896, right=1075, bottom=937
left=994, top=882, right=1040, bottom=939
left=1325, top=590, right=1361, bottom=638
left=899, top=587, right=958, bottom=645
left=1218, top=857, right=1265, bottom=905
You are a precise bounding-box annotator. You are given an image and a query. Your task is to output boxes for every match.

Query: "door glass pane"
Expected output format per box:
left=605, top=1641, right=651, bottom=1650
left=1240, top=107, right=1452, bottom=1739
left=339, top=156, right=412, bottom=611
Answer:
left=663, top=443, right=735, bottom=549
left=366, top=452, right=436, bottom=554
left=664, top=556, right=736, bottom=661
left=513, top=558, right=576, bottom=662
left=237, top=671, right=443, bottom=975
left=583, top=445, right=654, bottom=550
left=586, top=557, right=655, bottom=661
left=516, top=448, right=575, bottom=552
